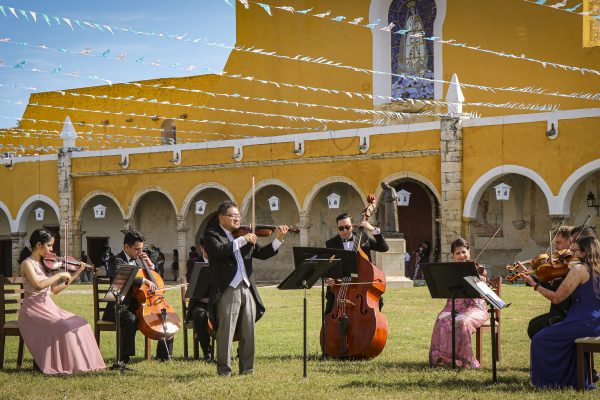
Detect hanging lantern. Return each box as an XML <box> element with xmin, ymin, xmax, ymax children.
<box><xmin>93</xmin><ymin>204</ymin><xmax>107</xmax><ymax>219</ymax></box>
<box><xmin>494</xmin><ymin>183</ymin><xmax>511</xmax><ymax>201</ymax></box>
<box><xmin>34</xmin><ymin>207</ymin><xmax>45</xmax><ymax>221</ymax></box>
<box><xmin>327</xmin><ymin>193</ymin><xmax>341</xmax><ymax>209</ymax></box>
<box><xmin>268</xmin><ymin>196</ymin><xmax>280</xmax><ymax>211</ymax></box>
<box><xmin>195</xmin><ymin>199</ymin><xmax>207</xmax><ymax>215</ymax></box>
<box><xmin>396</xmin><ymin>189</ymin><xmax>412</xmax><ymax>206</ymax></box>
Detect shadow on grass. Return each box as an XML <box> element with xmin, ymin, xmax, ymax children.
<box><xmin>340</xmin><ymin>370</ymin><xmax>530</xmax><ymax>393</ymax></box>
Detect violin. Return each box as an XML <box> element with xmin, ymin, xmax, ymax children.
<box><xmin>43</xmin><ymin>252</ymin><xmax>94</xmax><ymax>273</ymax></box>
<box><xmin>506</xmin><ymin>250</ymin><xmax>578</xmax><ymax>283</ymax></box>
<box><xmin>133</xmin><ymin>256</ymin><xmax>181</xmax><ymax>341</ymax></box>
<box><xmin>232</xmin><ymin>224</ymin><xmax>300</xmax><ymax>238</ymax></box>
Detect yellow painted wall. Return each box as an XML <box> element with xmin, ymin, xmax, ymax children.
<box><xmin>463</xmin><ymin>117</ymin><xmax>600</xmax><ymax>196</ymax></box>
<box><xmin>0</xmin><ymin>160</ymin><xmax>58</xmax><ymax>217</ymax></box>
<box><xmin>2</xmin><ymin>0</ymin><xmax>598</xmax><ymax>155</ymax></box>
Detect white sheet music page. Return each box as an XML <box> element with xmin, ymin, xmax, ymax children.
<box><xmin>463</xmin><ymin>276</ymin><xmax>507</xmax><ymax>309</ymax></box>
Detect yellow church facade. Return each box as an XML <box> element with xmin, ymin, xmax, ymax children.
<box><xmin>0</xmin><ymin>0</ymin><xmax>599</xmax><ymax>280</ymax></box>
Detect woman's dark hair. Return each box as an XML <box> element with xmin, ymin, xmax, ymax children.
<box><xmin>173</xmin><ymin>249</ymin><xmax>178</xmax><ymax>256</ymax></box>
<box><xmin>450</xmin><ymin>238</ymin><xmax>470</xmax><ymax>254</ymax></box>
<box><xmin>18</xmin><ymin>228</ymin><xmax>53</xmax><ymax>265</ymax></box>
<box><xmin>576</xmin><ymin>236</ymin><xmax>600</xmax><ymax>298</ymax></box>
<box><xmin>191</xmin><ymin>246</ymin><xmax>197</xmax><ymax>252</ymax></box>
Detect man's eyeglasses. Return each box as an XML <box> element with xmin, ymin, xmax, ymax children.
<box><xmin>337</xmin><ymin>225</ymin><xmax>353</xmax><ymax>232</ymax></box>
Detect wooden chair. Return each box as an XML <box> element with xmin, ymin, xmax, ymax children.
<box><xmin>0</xmin><ymin>276</ymin><xmax>25</xmax><ymax>369</ymax></box>
<box><xmin>576</xmin><ymin>336</ymin><xmax>600</xmax><ymax>390</ymax></box>
<box><xmin>475</xmin><ymin>276</ymin><xmax>502</xmax><ymax>364</ymax></box>
<box><xmin>92</xmin><ymin>270</ymin><xmax>152</xmax><ymax>361</ymax></box>
<box><xmin>180</xmin><ymin>286</ymin><xmax>200</xmax><ymax>359</ymax></box>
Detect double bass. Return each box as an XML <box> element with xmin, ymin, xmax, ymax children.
<box><xmin>320</xmin><ymin>194</ymin><xmax>389</xmax><ymax>359</ymax></box>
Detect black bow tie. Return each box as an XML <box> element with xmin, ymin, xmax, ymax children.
<box><xmin>342</xmin><ymin>237</ymin><xmax>354</xmax><ymax>243</ymax></box>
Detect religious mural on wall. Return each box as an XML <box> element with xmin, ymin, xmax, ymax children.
<box><xmin>389</xmin><ymin>0</ymin><xmax>436</xmax><ymax>100</ymax></box>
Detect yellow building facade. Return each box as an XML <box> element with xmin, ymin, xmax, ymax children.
<box><xmin>0</xmin><ymin>0</ymin><xmax>599</xmax><ymax>280</ymax></box>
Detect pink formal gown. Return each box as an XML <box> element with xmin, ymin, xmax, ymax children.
<box><xmin>18</xmin><ymin>257</ymin><xmax>106</xmax><ymax>374</ymax></box>
<box><xmin>429</xmin><ymin>298</ymin><xmax>488</xmax><ymax>368</ymax></box>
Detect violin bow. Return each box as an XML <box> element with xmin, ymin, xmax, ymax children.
<box><xmin>571</xmin><ymin>214</ymin><xmax>592</xmax><ymax>244</ymax></box>
<box><xmin>64</xmin><ymin>221</ymin><xmax>69</xmax><ymax>274</ymax></box>
<box><xmin>251</xmin><ymin>175</ymin><xmax>256</xmax><ymax>235</ymax></box>
<box><xmin>473</xmin><ymin>226</ymin><xmax>501</xmax><ymax>263</ymax></box>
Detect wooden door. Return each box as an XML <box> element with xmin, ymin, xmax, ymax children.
<box><xmin>395</xmin><ymin>181</ymin><xmax>433</xmax><ymax>278</ymax></box>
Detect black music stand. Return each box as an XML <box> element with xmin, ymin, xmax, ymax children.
<box><xmin>185</xmin><ymin>262</ymin><xmax>214</xmax><ymax>359</ymax></box>
<box><xmin>422</xmin><ymin>262</ymin><xmax>507</xmax><ymax>383</ymax></box>
<box><xmin>278</xmin><ymin>247</ymin><xmax>351</xmax><ymax>378</ymax></box>
<box><xmin>463</xmin><ymin>275</ymin><xmax>509</xmax><ymax>383</ymax></box>
<box><xmin>185</xmin><ymin>262</ymin><xmax>211</xmax><ymax>299</ymax></box>
<box><xmin>291</xmin><ymin>247</ymin><xmax>358</xmax><ymax>359</ymax></box>
<box><xmin>422</xmin><ymin>262</ymin><xmax>481</xmax><ymax>370</ymax></box>
<box><xmin>104</xmin><ymin>264</ymin><xmax>139</xmax><ymax>373</ymax></box>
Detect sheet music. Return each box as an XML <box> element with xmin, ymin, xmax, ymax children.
<box><xmin>463</xmin><ymin>276</ymin><xmax>507</xmax><ymax>309</ymax></box>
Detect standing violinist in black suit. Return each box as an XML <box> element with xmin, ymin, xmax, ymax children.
<box><xmin>102</xmin><ymin>230</ymin><xmax>173</xmax><ymax>363</ymax></box>
<box><xmin>324</xmin><ymin>213</ymin><xmax>389</xmax><ymax>314</ymax></box>
<box><xmin>203</xmin><ymin>201</ymin><xmax>289</xmax><ymax>376</ymax></box>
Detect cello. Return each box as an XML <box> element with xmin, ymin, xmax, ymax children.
<box><xmin>133</xmin><ymin>256</ymin><xmax>181</xmax><ymax>341</ymax></box>
<box><xmin>320</xmin><ymin>194</ymin><xmax>389</xmax><ymax>359</ymax></box>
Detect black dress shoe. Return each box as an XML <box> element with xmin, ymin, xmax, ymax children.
<box><xmin>592</xmin><ymin>369</ymin><xmax>599</xmax><ymax>383</ymax></box>
<box><xmin>203</xmin><ymin>353</ymin><xmax>213</xmax><ymax>363</ymax></box>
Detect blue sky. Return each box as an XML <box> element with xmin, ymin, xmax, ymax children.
<box><xmin>0</xmin><ymin>1</ymin><xmax>235</xmax><ymax>129</ymax></box>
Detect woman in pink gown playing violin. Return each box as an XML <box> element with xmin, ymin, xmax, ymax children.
<box><xmin>18</xmin><ymin>228</ymin><xmax>105</xmax><ymax>374</ymax></box>
<box><xmin>429</xmin><ymin>238</ymin><xmax>488</xmax><ymax>368</ymax></box>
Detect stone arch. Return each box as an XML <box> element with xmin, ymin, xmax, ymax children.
<box><xmin>15</xmin><ymin>194</ymin><xmax>60</xmax><ymax>232</ymax></box>
<box><xmin>75</xmin><ymin>190</ymin><xmax>125</xmax><ymax>221</ymax></box>
<box><xmin>463</xmin><ymin>165</ymin><xmax>557</xmax><ymax>219</ymax></box>
<box><xmin>303</xmin><ymin>176</ymin><xmax>367</xmax><ymax>213</ymax></box>
<box><xmin>240</xmin><ymin>179</ymin><xmax>301</xmax><ymax>218</ymax></box>
<box><xmin>556</xmin><ymin>159</ymin><xmax>600</xmax><ymax>216</ymax></box>
<box><xmin>370</xmin><ymin>0</ymin><xmax>447</xmax><ymax>105</ymax></box>
<box><xmin>126</xmin><ymin>186</ymin><xmax>179</xmax><ymax>220</ymax></box>
<box><xmin>181</xmin><ymin>182</ymin><xmax>236</xmax><ymax>219</ymax></box>
<box><xmin>0</xmin><ymin>201</ymin><xmax>13</xmax><ymax>231</ymax></box>
<box><xmin>374</xmin><ymin>171</ymin><xmax>441</xmax><ymax>202</ymax></box>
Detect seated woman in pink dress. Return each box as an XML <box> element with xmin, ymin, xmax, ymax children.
<box><xmin>429</xmin><ymin>238</ymin><xmax>488</xmax><ymax>368</ymax></box>
<box><xmin>18</xmin><ymin>228</ymin><xmax>106</xmax><ymax>375</ymax></box>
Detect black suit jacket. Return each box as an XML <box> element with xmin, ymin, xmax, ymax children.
<box><xmin>324</xmin><ymin>231</ymin><xmax>389</xmax><ymax>313</ymax></box>
<box><xmin>325</xmin><ymin>231</ymin><xmax>389</xmax><ymax>260</ymax></box>
<box><xmin>102</xmin><ymin>251</ymin><xmax>144</xmax><ymax>322</ymax></box>
<box><xmin>203</xmin><ymin>226</ymin><xmax>278</xmax><ymax>327</ymax></box>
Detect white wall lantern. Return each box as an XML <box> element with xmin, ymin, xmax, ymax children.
<box><xmin>494</xmin><ymin>183</ymin><xmax>511</xmax><ymax>201</ymax></box>
<box><xmin>93</xmin><ymin>204</ymin><xmax>107</xmax><ymax>219</ymax></box>
<box><xmin>268</xmin><ymin>195</ymin><xmax>280</xmax><ymax>211</ymax></box>
<box><xmin>396</xmin><ymin>189</ymin><xmax>412</xmax><ymax>206</ymax></box>
<box><xmin>195</xmin><ymin>199</ymin><xmax>207</xmax><ymax>215</ymax></box>
<box><xmin>327</xmin><ymin>193</ymin><xmax>341</xmax><ymax>209</ymax></box>
<box><xmin>34</xmin><ymin>207</ymin><xmax>45</xmax><ymax>221</ymax></box>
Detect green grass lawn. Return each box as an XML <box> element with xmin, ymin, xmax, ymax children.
<box><xmin>0</xmin><ymin>284</ymin><xmax>597</xmax><ymax>399</ymax></box>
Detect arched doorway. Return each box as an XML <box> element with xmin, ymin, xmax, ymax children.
<box><xmin>79</xmin><ymin>194</ymin><xmax>124</xmax><ymax>268</ymax></box>
<box><xmin>307</xmin><ymin>182</ymin><xmax>365</xmax><ymax>248</ymax></box>
<box><xmin>241</xmin><ymin>184</ymin><xmax>301</xmax><ymax>282</ymax></box>
<box><xmin>131</xmin><ymin>191</ymin><xmax>177</xmax><ymax>278</ymax></box>
<box><xmin>392</xmin><ymin>179</ymin><xmax>438</xmax><ymax>278</ymax></box>
<box><xmin>0</xmin><ymin>207</ymin><xmax>12</xmax><ymax>276</ymax></box>
<box><xmin>469</xmin><ymin>174</ymin><xmax>553</xmax><ymax>276</ymax></box>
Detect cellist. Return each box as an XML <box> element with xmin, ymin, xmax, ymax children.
<box><xmin>102</xmin><ymin>230</ymin><xmax>174</xmax><ymax>363</ymax></box>
<box><xmin>324</xmin><ymin>213</ymin><xmax>389</xmax><ymax>314</ymax></box>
